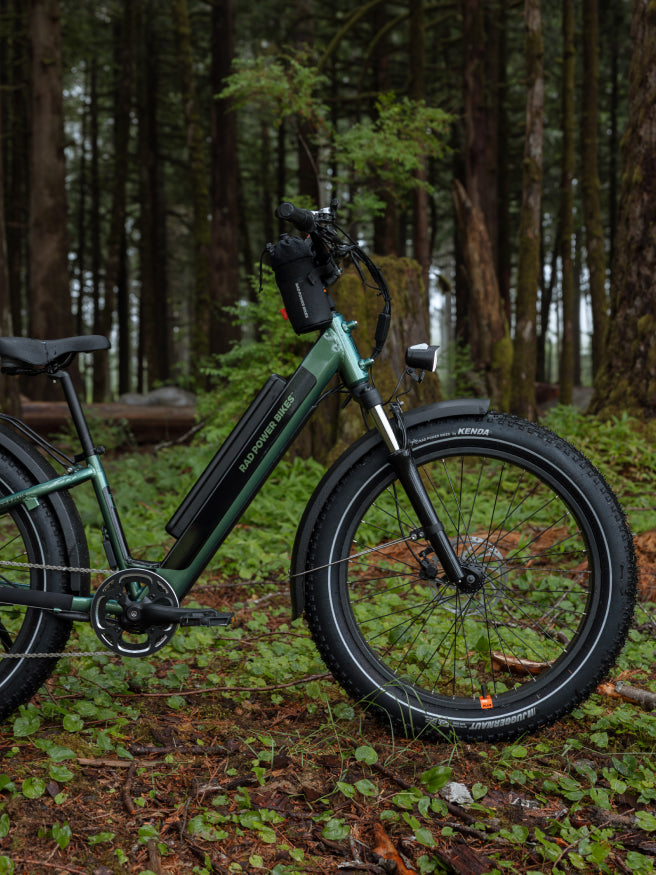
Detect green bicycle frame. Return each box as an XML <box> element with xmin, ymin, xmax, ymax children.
<box><xmin>0</xmin><ymin>313</ymin><xmax>373</xmax><ymax>614</ymax></box>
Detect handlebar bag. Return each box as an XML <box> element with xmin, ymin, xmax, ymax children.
<box><xmin>267</xmin><ymin>234</ymin><xmax>334</xmax><ymax>335</ymax></box>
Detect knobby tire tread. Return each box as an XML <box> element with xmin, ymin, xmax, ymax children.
<box><xmin>302</xmin><ymin>412</ymin><xmax>636</xmax><ymax>742</ymax></box>
<box><xmin>0</xmin><ymin>450</ymin><xmax>73</xmax><ymax>721</ymax></box>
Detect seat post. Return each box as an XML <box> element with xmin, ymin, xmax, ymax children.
<box><xmin>56</xmin><ymin>370</ymin><xmax>97</xmax><ymax>458</ymax></box>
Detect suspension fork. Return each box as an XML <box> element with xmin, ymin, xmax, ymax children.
<box><xmin>353</xmin><ymin>384</ymin><xmax>466</xmax><ymax>584</ymax></box>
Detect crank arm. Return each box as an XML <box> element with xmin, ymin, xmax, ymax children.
<box><xmin>139</xmin><ymin>602</ymin><xmax>233</xmax><ymax>627</ymax></box>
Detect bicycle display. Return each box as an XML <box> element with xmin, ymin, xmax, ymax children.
<box><xmin>0</xmin><ymin>200</ymin><xmax>637</xmax><ymax>742</ymax></box>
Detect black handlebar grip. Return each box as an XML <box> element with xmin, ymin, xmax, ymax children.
<box><xmin>275</xmin><ymin>202</ymin><xmax>316</xmax><ymax>234</ymax></box>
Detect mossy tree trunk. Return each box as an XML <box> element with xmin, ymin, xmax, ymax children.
<box><xmin>510</xmin><ymin>0</ymin><xmax>544</xmax><ymax>420</ymax></box>
<box><xmin>298</xmin><ymin>256</ymin><xmax>441</xmax><ymax>463</ymax></box>
<box><xmin>458</xmin><ymin>0</ymin><xmax>511</xmax><ymax>408</ymax></box>
<box><xmin>558</xmin><ymin>0</ymin><xmax>575</xmax><ymax>407</ymax></box>
<box><xmin>590</xmin><ymin>0</ymin><xmax>656</xmax><ymax>417</ymax></box>
<box><xmin>452</xmin><ymin>180</ymin><xmax>512</xmax><ymax>410</ymax></box>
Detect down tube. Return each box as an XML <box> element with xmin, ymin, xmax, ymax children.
<box><xmin>158</xmin><ymin>326</ymin><xmax>365</xmax><ymax>598</ymax></box>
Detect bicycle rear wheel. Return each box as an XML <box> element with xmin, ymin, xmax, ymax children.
<box><xmin>303</xmin><ymin>412</ymin><xmax>636</xmax><ymax>742</ymax></box>
<box><xmin>0</xmin><ymin>451</ymin><xmax>73</xmax><ymax>720</ymax></box>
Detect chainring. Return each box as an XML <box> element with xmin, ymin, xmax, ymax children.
<box><xmin>90</xmin><ymin>568</ymin><xmax>179</xmax><ymax>657</ymax></box>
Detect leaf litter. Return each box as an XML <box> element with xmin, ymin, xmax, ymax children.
<box><xmin>0</xmin><ymin>541</ymin><xmax>655</xmax><ymax>874</ymax></box>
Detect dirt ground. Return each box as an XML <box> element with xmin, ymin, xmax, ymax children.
<box><xmin>0</xmin><ymin>537</ymin><xmax>655</xmax><ymax>875</ymax></box>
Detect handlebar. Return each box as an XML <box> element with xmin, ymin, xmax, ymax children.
<box><xmin>275</xmin><ymin>202</ymin><xmax>316</xmax><ymax>234</ymax></box>
<box><xmin>271</xmin><ymin>198</ymin><xmax>392</xmax><ymax>360</ymax></box>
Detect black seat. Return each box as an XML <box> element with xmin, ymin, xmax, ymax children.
<box><xmin>0</xmin><ymin>335</ymin><xmax>110</xmax><ymax>374</ymax></box>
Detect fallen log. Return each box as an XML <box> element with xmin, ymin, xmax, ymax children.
<box><xmin>20</xmin><ymin>400</ymin><xmax>196</xmax><ymax>445</ymax></box>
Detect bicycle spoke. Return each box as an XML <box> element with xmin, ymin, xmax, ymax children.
<box><xmin>342</xmin><ymin>449</ymin><xmax>597</xmax><ymax>703</ymax></box>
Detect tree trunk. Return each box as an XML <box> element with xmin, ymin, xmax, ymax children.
<box><xmin>93</xmin><ymin>0</ymin><xmax>135</xmax><ymax>401</ymax></box>
<box><xmin>496</xmin><ymin>0</ymin><xmax>512</xmax><ymax>319</ymax></box>
<box><xmin>4</xmin><ymin>0</ymin><xmax>29</xmax><ymax>340</ymax></box>
<box><xmin>605</xmin><ymin>2</ymin><xmax>624</xmax><ymax>277</ymax></box>
<box><xmin>0</xmin><ymin>84</ymin><xmax>19</xmax><ymax>415</ymax></box>
<box><xmin>462</xmin><ymin>0</ymin><xmax>499</xmax><ymax>261</ymax></box>
<box><xmin>299</xmin><ymin>257</ymin><xmax>441</xmax><ymax>463</ymax></box>
<box><xmin>89</xmin><ymin>56</ymin><xmax>102</xmax><ymax>388</ymax></box>
<box><xmin>209</xmin><ymin>0</ymin><xmax>241</xmax><ymax>359</ymax></box>
<box><xmin>510</xmin><ymin>0</ymin><xmax>544</xmax><ymax>420</ymax></box>
<box><xmin>171</xmin><ymin>0</ymin><xmax>211</xmax><ymax>366</ymax></box>
<box><xmin>409</xmin><ymin>0</ymin><xmax>430</xmax><ymax>292</ymax></box>
<box><xmin>558</xmin><ymin>0</ymin><xmax>575</xmax><ymax>407</ymax></box>
<box><xmin>294</xmin><ymin>0</ymin><xmax>320</xmax><ymax>205</ymax></box>
<box><xmin>452</xmin><ymin>180</ymin><xmax>512</xmax><ymax>408</ymax></box>
<box><xmin>28</xmin><ymin>0</ymin><xmax>74</xmax><ymax>401</ymax></box>
<box><xmin>581</xmin><ymin>0</ymin><xmax>608</xmax><ymax>379</ymax></box>
<box><xmin>458</xmin><ymin>0</ymin><xmax>510</xmax><ymax>404</ymax></box>
<box><xmin>137</xmin><ymin>1</ymin><xmax>169</xmax><ymax>390</ymax></box>
<box><xmin>590</xmin><ymin>0</ymin><xmax>656</xmax><ymax>417</ymax></box>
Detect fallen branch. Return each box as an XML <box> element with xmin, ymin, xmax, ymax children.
<box><xmin>372</xmin><ymin>823</ymin><xmax>417</xmax><ymax>875</ymax></box>
<box><xmin>597</xmin><ymin>680</ymin><xmax>656</xmax><ymax>710</ymax></box>
<box><xmin>10</xmin><ymin>861</ymin><xmax>86</xmax><ymax>875</ymax></box>
<box><xmin>122</xmin><ymin>762</ymin><xmax>136</xmax><ymax>814</ymax></box>
<box><xmin>491</xmin><ymin>652</ymin><xmax>551</xmax><ymax>675</ymax></box>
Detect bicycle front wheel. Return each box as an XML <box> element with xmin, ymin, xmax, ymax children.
<box><xmin>303</xmin><ymin>412</ymin><xmax>636</xmax><ymax>742</ymax></box>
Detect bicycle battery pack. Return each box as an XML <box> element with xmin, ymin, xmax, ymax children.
<box><xmin>268</xmin><ymin>234</ymin><xmax>334</xmax><ymax>335</ymax></box>
<box><xmin>165</xmin><ymin>374</ymin><xmax>289</xmax><ymax>539</ymax></box>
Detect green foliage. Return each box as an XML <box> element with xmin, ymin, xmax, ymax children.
<box><xmin>542</xmin><ymin>406</ymin><xmax>656</xmax><ymax>531</ymax></box>
<box><xmin>220</xmin><ymin>55</ymin><xmax>451</xmax><ymax>218</ymax></box>
<box><xmin>218</xmin><ymin>52</ymin><xmax>329</xmax><ymax>130</ymax></box>
<box><xmin>198</xmin><ymin>266</ymin><xmax>303</xmax><ymax>446</ymax></box>
<box><xmin>439</xmin><ymin>342</ymin><xmax>487</xmax><ymax>399</ymax></box>
<box><xmin>334</xmin><ymin>93</ymin><xmax>451</xmax><ymax>215</ymax></box>
<box><xmin>4</xmin><ymin>408</ymin><xmax>656</xmax><ymax>872</ymax></box>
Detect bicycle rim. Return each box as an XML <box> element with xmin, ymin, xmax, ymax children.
<box><xmin>325</xmin><ymin>442</ymin><xmax>610</xmax><ymax>724</ymax></box>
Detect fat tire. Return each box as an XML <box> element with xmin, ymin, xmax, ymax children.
<box><xmin>0</xmin><ymin>449</ymin><xmax>74</xmax><ymax>720</ymax></box>
<box><xmin>302</xmin><ymin>412</ymin><xmax>636</xmax><ymax>742</ymax></box>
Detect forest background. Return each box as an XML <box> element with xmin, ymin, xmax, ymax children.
<box><xmin>0</xmin><ymin>0</ymin><xmax>654</xmax><ymax>432</ymax></box>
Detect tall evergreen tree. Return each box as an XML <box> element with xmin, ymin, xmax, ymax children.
<box><xmin>171</xmin><ymin>0</ymin><xmax>212</xmax><ymax>366</ymax></box>
<box><xmin>581</xmin><ymin>0</ymin><xmax>608</xmax><ymax>378</ymax></box>
<box><xmin>511</xmin><ymin>0</ymin><xmax>544</xmax><ymax>419</ymax></box>
<box><xmin>590</xmin><ymin>0</ymin><xmax>656</xmax><ymax>417</ymax></box>
<box><xmin>93</xmin><ymin>0</ymin><xmax>135</xmax><ymax>400</ymax></box>
<box><xmin>28</xmin><ymin>0</ymin><xmax>74</xmax><ymax>400</ymax></box>
<box><xmin>209</xmin><ymin>0</ymin><xmax>241</xmax><ymax>359</ymax></box>
<box><xmin>558</xmin><ymin>0</ymin><xmax>576</xmax><ymax>406</ymax></box>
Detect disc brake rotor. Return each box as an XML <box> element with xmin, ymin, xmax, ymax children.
<box><xmin>429</xmin><ymin>536</ymin><xmax>508</xmax><ymax>615</ymax></box>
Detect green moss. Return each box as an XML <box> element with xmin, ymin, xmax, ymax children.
<box><xmin>491</xmin><ymin>330</ymin><xmax>513</xmax><ymax>411</ymax></box>
<box><xmin>637</xmin><ymin>313</ymin><xmax>654</xmax><ymax>340</ymax></box>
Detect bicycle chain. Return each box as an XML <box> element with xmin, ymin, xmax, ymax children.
<box><xmin>0</xmin><ymin>557</ymin><xmax>111</xmax><ymax>659</ymax></box>
<box><xmin>0</xmin><ymin>534</ymin><xmax>416</xmax><ymax>660</ymax></box>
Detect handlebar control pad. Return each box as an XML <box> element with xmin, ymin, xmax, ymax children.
<box><xmin>267</xmin><ymin>234</ymin><xmax>335</xmax><ymax>335</ymax></box>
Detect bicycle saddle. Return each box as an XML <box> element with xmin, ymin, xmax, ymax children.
<box><xmin>0</xmin><ymin>335</ymin><xmax>110</xmax><ymax>374</ymax></box>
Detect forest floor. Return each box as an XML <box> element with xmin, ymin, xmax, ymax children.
<box><xmin>0</xmin><ymin>540</ymin><xmax>656</xmax><ymax>875</ymax></box>
<box><xmin>1</xmin><ymin>412</ymin><xmax>656</xmax><ymax>875</ymax></box>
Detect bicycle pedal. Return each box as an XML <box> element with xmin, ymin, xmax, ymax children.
<box><xmin>178</xmin><ymin>610</ymin><xmax>233</xmax><ymax>628</ymax></box>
